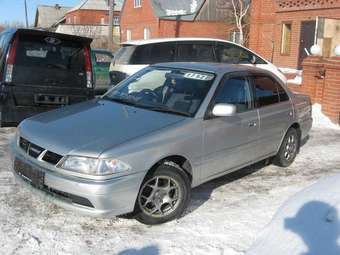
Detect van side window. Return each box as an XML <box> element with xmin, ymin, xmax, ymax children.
<box><xmin>130</xmin><ymin>43</ymin><xmax>176</xmax><ymax>64</ymax></box>
<box><xmin>176</xmin><ymin>43</ymin><xmax>215</xmax><ymax>62</ymax></box>
<box><xmin>148</xmin><ymin>43</ymin><xmax>175</xmax><ymax>64</ymax></box>
<box><xmin>215</xmin><ymin>43</ymin><xmax>266</xmax><ymax>64</ymax></box>
<box><xmin>214</xmin><ymin>76</ymin><xmax>252</xmax><ymax>113</ymax></box>
<box><xmin>130</xmin><ymin>45</ymin><xmax>151</xmax><ymax>64</ymax></box>
<box><xmin>253</xmin><ymin>76</ymin><xmax>280</xmax><ymax>107</ymax></box>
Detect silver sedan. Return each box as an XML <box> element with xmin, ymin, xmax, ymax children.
<box><xmin>11</xmin><ymin>63</ymin><xmax>312</xmax><ymax>225</ymax></box>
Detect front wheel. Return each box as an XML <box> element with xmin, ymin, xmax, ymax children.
<box><xmin>274</xmin><ymin>128</ymin><xmax>300</xmax><ymax>167</ymax></box>
<box><xmin>134</xmin><ymin>163</ymin><xmax>191</xmax><ymax>225</ymax></box>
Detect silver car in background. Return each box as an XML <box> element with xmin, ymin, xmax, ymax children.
<box><xmin>11</xmin><ymin>63</ymin><xmax>312</xmax><ymax>225</ymax></box>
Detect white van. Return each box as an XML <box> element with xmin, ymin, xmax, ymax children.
<box><xmin>109</xmin><ymin>38</ymin><xmax>286</xmax><ymax>86</ymax></box>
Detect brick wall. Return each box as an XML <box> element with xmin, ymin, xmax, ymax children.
<box><xmin>289</xmin><ymin>56</ymin><xmax>340</xmax><ymax>124</ymax></box>
<box><xmin>120</xmin><ymin>0</ymin><xmax>234</xmax><ymax>42</ymax></box>
<box><xmin>249</xmin><ymin>0</ymin><xmax>340</xmax><ymax>69</ymax></box>
<box><xmin>65</xmin><ymin>10</ymin><xmax>120</xmax><ymax>26</ymax></box>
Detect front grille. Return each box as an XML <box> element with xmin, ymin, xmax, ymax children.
<box><xmin>19</xmin><ymin>137</ymin><xmax>63</xmax><ymax>165</ymax></box>
<box><xmin>42</xmin><ymin>151</ymin><xmax>63</xmax><ymax>165</ymax></box>
<box><xmin>28</xmin><ymin>143</ymin><xmax>44</xmax><ymax>158</ymax></box>
<box><xmin>19</xmin><ymin>137</ymin><xmax>29</xmax><ymax>152</ymax></box>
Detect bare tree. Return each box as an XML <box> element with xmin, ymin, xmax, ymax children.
<box><xmin>230</xmin><ymin>0</ymin><xmax>250</xmax><ymax>45</ymax></box>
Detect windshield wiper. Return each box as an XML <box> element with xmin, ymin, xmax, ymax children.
<box><xmin>144</xmin><ymin>106</ymin><xmax>192</xmax><ymax>117</ymax></box>
<box><xmin>103</xmin><ymin>97</ymin><xmax>191</xmax><ymax>117</ymax></box>
<box><xmin>103</xmin><ymin>97</ymin><xmax>138</xmax><ymax>107</ymax></box>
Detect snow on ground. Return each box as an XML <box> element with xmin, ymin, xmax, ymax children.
<box><xmin>0</xmin><ymin>107</ymin><xmax>339</xmax><ymax>255</ymax></box>
<box><xmin>246</xmin><ymin>174</ymin><xmax>340</xmax><ymax>255</ymax></box>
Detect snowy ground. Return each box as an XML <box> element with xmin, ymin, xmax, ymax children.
<box><xmin>0</xmin><ymin>107</ymin><xmax>339</xmax><ymax>255</ymax></box>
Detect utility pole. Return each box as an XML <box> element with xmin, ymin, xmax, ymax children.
<box><xmin>24</xmin><ymin>0</ymin><xmax>29</xmax><ymax>28</ymax></box>
<box><xmin>108</xmin><ymin>0</ymin><xmax>115</xmax><ymax>50</ymax></box>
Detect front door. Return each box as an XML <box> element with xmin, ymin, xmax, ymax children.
<box><xmin>201</xmin><ymin>74</ymin><xmax>260</xmax><ymax>181</ymax></box>
<box><xmin>298</xmin><ymin>21</ymin><xmax>316</xmax><ymax>69</ymax></box>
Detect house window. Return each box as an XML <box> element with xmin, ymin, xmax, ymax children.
<box><xmin>127</xmin><ymin>29</ymin><xmax>132</xmax><ymax>41</ymax></box>
<box><xmin>281</xmin><ymin>23</ymin><xmax>292</xmax><ymax>55</ymax></box>
<box><xmin>134</xmin><ymin>0</ymin><xmax>142</xmax><ymax>8</ymax></box>
<box><xmin>144</xmin><ymin>28</ymin><xmax>150</xmax><ymax>40</ymax></box>
<box><xmin>100</xmin><ymin>17</ymin><xmax>106</xmax><ymax>25</ymax></box>
<box><xmin>114</xmin><ymin>16</ymin><xmax>120</xmax><ymax>26</ymax></box>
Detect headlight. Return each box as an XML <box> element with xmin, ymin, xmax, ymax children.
<box><xmin>59</xmin><ymin>156</ymin><xmax>131</xmax><ymax>176</ymax></box>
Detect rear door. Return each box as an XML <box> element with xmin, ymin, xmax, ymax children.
<box><xmin>10</xmin><ymin>31</ymin><xmax>93</xmax><ymax>109</ymax></box>
<box><xmin>252</xmin><ymin>75</ymin><xmax>293</xmax><ymax>157</ymax></box>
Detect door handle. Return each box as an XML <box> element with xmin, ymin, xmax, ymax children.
<box><xmin>248</xmin><ymin>122</ymin><xmax>257</xmax><ymax>127</ymax></box>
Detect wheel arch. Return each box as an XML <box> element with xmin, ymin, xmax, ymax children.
<box><xmin>146</xmin><ymin>155</ymin><xmax>193</xmax><ymax>184</ymax></box>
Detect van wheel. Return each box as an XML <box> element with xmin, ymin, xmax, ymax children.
<box><xmin>274</xmin><ymin>128</ymin><xmax>300</xmax><ymax>167</ymax></box>
<box><xmin>134</xmin><ymin>163</ymin><xmax>191</xmax><ymax>225</ymax></box>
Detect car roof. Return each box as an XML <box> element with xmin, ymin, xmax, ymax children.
<box><xmin>152</xmin><ymin>62</ymin><xmax>273</xmax><ymax>76</ymax></box>
<box><xmin>2</xmin><ymin>28</ymin><xmax>92</xmax><ymax>43</ymax></box>
<box><xmin>122</xmin><ymin>37</ymin><xmax>241</xmax><ymax>46</ymax></box>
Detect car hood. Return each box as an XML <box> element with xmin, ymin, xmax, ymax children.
<box><xmin>18</xmin><ymin>99</ymin><xmax>186</xmax><ymax>158</ymax></box>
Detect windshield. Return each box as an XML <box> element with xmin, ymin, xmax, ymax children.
<box><xmin>103</xmin><ymin>67</ymin><xmax>215</xmax><ymax>117</ymax></box>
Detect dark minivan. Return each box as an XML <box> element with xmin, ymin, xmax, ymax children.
<box><xmin>0</xmin><ymin>29</ymin><xmax>95</xmax><ymax>126</ymax></box>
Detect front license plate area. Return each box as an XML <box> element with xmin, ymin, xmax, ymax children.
<box><xmin>14</xmin><ymin>158</ymin><xmax>45</xmax><ymax>188</ymax></box>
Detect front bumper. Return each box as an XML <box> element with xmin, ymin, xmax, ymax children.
<box><xmin>11</xmin><ymin>150</ymin><xmax>146</xmax><ymax>218</ymax></box>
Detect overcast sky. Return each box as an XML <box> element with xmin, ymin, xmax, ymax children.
<box><xmin>0</xmin><ymin>0</ymin><xmax>79</xmax><ymax>25</ymax></box>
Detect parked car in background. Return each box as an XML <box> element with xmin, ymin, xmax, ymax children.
<box><xmin>0</xmin><ymin>29</ymin><xmax>95</xmax><ymax>126</ymax></box>
<box><xmin>91</xmin><ymin>49</ymin><xmax>114</xmax><ymax>95</ymax></box>
<box><xmin>11</xmin><ymin>63</ymin><xmax>312</xmax><ymax>225</ymax></box>
<box><xmin>109</xmin><ymin>38</ymin><xmax>287</xmax><ymax>86</ymax></box>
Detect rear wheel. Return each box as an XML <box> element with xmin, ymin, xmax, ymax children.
<box><xmin>274</xmin><ymin>128</ymin><xmax>300</xmax><ymax>167</ymax></box>
<box><xmin>134</xmin><ymin>163</ymin><xmax>191</xmax><ymax>225</ymax></box>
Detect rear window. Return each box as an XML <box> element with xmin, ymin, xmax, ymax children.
<box><xmin>13</xmin><ymin>33</ymin><xmax>88</xmax><ymax>87</ymax></box>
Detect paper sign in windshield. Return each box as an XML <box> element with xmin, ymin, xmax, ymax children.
<box><xmin>183</xmin><ymin>72</ymin><xmax>214</xmax><ymax>81</ymax></box>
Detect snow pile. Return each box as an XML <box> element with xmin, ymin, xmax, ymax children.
<box><xmin>279</xmin><ymin>67</ymin><xmax>301</xmax><ymax>75</ymax></box>
<box><xmin>312</xmin><ymin>104</ymin><xmax>340</xmax><ymax>130</ymax></box>
<box><xmin>287</xmin><ymin>75</ymin><xmax>302</xmax><ymax>85</ymax></box>
<box><xmin>246</xmin><ymin>174</ymin><xmax>340</xmax><ymax>255</ymax></box>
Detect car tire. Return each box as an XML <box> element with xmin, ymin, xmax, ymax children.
<box><xmin>134</xmin><ymin>162</ymin><xmax>191</xmax><ymax>225</ymax></box>
<box><xmin>274</xmin><ymin>128</ymin><xmax>300</xmax><ymax>167</ymax></box>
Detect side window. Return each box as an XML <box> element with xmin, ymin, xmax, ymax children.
<box><xmin>214</xmin><ymin>76</ymin><xmax>252</xmax><ymax>113</ymax></box>
<box><xmin>148</xmin><ymin>43</ymin><xmax>175</xmax><ymax>64</ymax></box>
<box><xmin>253</xmin><ymin>76</ymin><xmax>280</xmax><ymax>107</ymax></box>
<box><xmin>277</xmin><ymin>83</ymin><xmax>290</xmax><ymax>102</ymax></box>
<box><xmin>130</xmin><ymin>45</ymin><xmax>151</xmax><ymax>64</ymax></box>
<box><xmin>215</xmin><ymin>43</ymin><xmax>266</xmax><ymax>64</ymax></box>
<box><xmin>176</xmin><ymin>43</ymin><xmax>215</xmax><ymax>62</ymax></box>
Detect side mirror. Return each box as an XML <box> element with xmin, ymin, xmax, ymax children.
<box><xmin>250</xmin><ymin>55</ymin><xmax>257</xmax><ymax>65</ymax></box>
<box><xmin>212</xmin><ymin>104</ymin><xmax>236</xmax><ymax>117</ymax></box>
